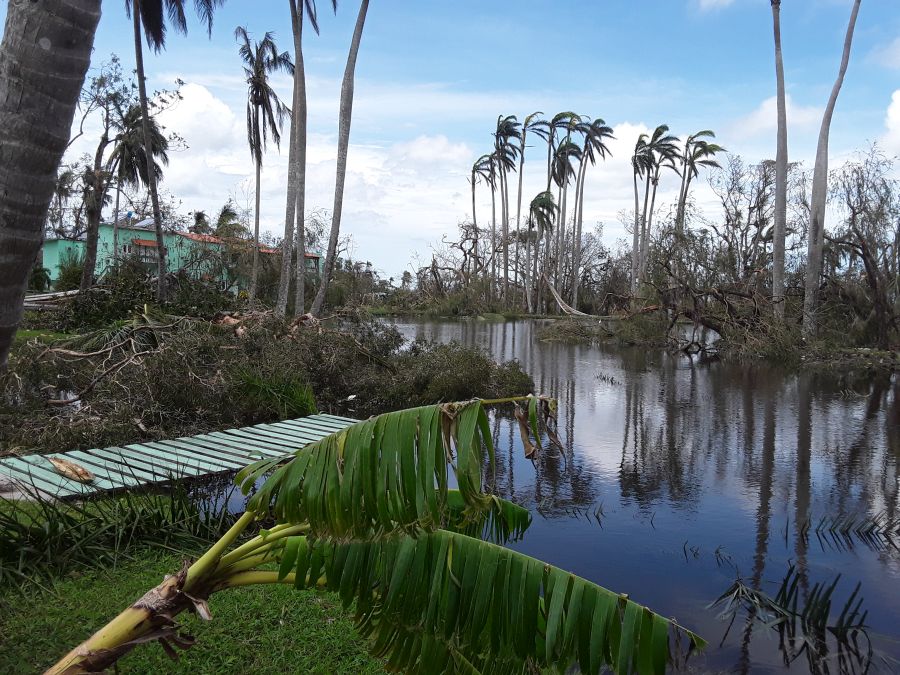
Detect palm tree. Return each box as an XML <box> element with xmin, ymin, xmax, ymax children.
<box><xmin>128</xmin><ymin>0</ymin><xmax>225</xmax><ymax>302</ymax></box>
<box><xmin>802</xmin><ymin>0</ymin><xmax>862</xmax><ymax>337</ymax></box>
<box><xmin>49</xmin><ymin>168</ymin><xmax>77</xmax><ymax>238</ymax></box>
<box><xmin>275</xmin><ymin>0</ymin><xmax>336</xmax><ymax>318</ymax></box>
<box><xmin>514</xmin><ymin>113</ymin><xmax>550</xmax><ymax>306</ymax></box>
<box><xmin>674</xmin><ymin>131</ymin><xmax>724</xmax><ymax>236</ymax></box>
<box><xmin>526</xmin><ymin>190</ymin><xmax>557</xmax><ymax>312</ymax></box>
<box><xmin>47</xmin><ymin>400</ymin><xmax>702</xmax><ymax>674</ymax></box>
<box><xmin>110</xmin><ymin>104</ymin><xmax>169</xmax><ymax>262</ymax></box>
<box><xmin>311</xmin><ymin>0</ymin><xmax>371</xmax><ymax>318</ymax></box>
<box><xmin>470</xmin><ymin>153</ymin><xmax>494</xmax><ymax>281</ymax></box>
<box><xmin>236</xmin><ymin>27</ymin><xmax>293</xmax><ymax>304</ymax></box>
<box><xmin>214</xmin><ymin>200</ymin><xmax>245</xmax><ymax>239</ymax></box>
<box><xmin>551</xmin><ymin>136</ymin><xmax>582</xmax><ymax>295</ymax></box>
<box><xmin>571</xmin><ymin>118</ymin><xmax>614</xmax><ymax>308</ymax></box>
<box><xmin>493</xmin><ymin>115</ymin><xmax>521</xmax><ymax>302</ymax></box>
<box><xmin>771</xmin><ymin>0</ymin><xmax>789</xmax><ymax>320</ymax></box>
<box><xmin>630</xmin><ymin>136</ymin><xmax>651</xmax><ymax>294</ymax></box>
<box><xmin>639</xmin><ymin>125</ymin><xmax>680</xmax><ymax>282</ymax></box>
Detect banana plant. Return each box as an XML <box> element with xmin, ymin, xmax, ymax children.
<box><xmin>47</xmin><ymin>397</ymin><xmax>704</xmax><ymax>674</ymax></box>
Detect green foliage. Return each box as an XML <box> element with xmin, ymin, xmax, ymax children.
<box><xmin>0</xmin><ymin>551</ymin><xmax>383</xmax><ymax>674</ymax></box>
<box><xmin>0</xmin><ymin>480</ymin><xmax>237</xmax><ymax>587</ymax></box>
<box><xmin>61</xmin><ymin>258</ymin><xmax>155</xmax><ymax>330</ymax></box>
<box><xmin>54</xmin><ymin>250</ymin><xmax>84</xmax><ymax>292</ymax></box>
<box><xmin>28</xmin><ymin>267</ymin><xmax>51</xmax><ymax>292</ymax></box>
<box><xmin>236</xmin><ymin>370</ymin><xmax>317</xmax><ymax>420</ymax></box>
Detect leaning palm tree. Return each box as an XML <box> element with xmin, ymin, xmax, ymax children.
<box><xmin>236</xmin><ymin>27</ymin><xmax>293</xmax><ymax>304</ymax></box>
<box><xmin>0</xmin><ymin>1</ymin><xmax>99</xmax><ymax>369</ymax></box>
<box><xmin>311</xmin><ymin>0</ymin><xmax>370</xmax><ymax>318</ymax></box>
<box><xmin>110</xmin><ymin>104</ymin><xmax>170</xmax><ymax>262</ymax></box>
<box><xmin>514</xmin><ymin>113</ymin><xmax>550</xmax><ymax>307</ymax></box>
<box><xmin>802</xmin><ymin>0</ymin><xmax>862</xmax><ymax>337</ymax></box>
<box><xmin>771</xmin><ymin>0</ymin><xmax>789</xmax><ymax>320</ymax></box>
<box><xmin>46</xmin><ymin>398</ymin><xmax>704</xmax><ymax>674</ymax></box>
<box><xmin>571</xmin><ymin>118</ymin><xmax>614</xmax><ymax>308</ymax></box>
<box><xmin>128</xmin><ymin>0</ymin><xmax>225</xmax><ymax>302</ymax></box>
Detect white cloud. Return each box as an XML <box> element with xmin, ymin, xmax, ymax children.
<box><xmin>884</xmin><ymin>90</ymin><xmax>900</xmax><ymax>154</ymax></box>
<box><xmin>871</xmin><ymin>37</ymin><xmax>900</xmax><ymax>70</ymax></box>
<box><xmin>730</xmin><ymin>95</ymin><xmax>822</xmax><ymax>140</ymax></box>
<box><xmin>697</xmin><ymin>0</ymin><xmax>736</xmax><ymax>10</ymax></box>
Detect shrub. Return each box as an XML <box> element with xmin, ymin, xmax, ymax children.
<box><xmin>54</xmin><ymin>250</ymin><xmax>84</xmax><ymax>292</ymax></box>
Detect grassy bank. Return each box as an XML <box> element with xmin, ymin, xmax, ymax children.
<box><xmin>0</xmin><ymin>549</ymin><xmax>384</xmax><ymax>674</ymax></box>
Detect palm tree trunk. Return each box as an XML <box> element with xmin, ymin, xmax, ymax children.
<box><xmin>514</xmin><ymin>132</ymin><xmax>527</xmax><ymax>307</ymax></box>
<box><xmin>638</xmin><ymin>173</ymin><xmax>652</xmax><ymax>283</ymax></box>
<box><xmin>311</xmin><ymin>0</ymin><xmax>369</xmax><ymax>318</ymax></box>
<box><xmin>524</xmin><ymin>222</ymin><xmax>534</xmax><ymax>313</ymax></box>
<box><xmin>802</xmin><ymin>0</ymin><xmax>861</xmax><ymax>338</ymax></box>
<box><xmin>490</xmin><ymin>181</ymin><xmax>497</xmax><ymax>300</ymax></box>
<box><xmin>470</xmin><ymin>173</ymin><xmax>479</xmax><ymax>279</ymax></box>
<box><xmin>133</xmin><ymin>0</ymin><xmax>168</xmax><ymax>302</ymax></box>
<box><xmin>0</xmin><ymin>0</ymin><xmax>100</xmax><ymax>369</ymax></box>
<box><xmin>643</xmin><ymin>173</ymin><xmax>661</xmax><ymax>280</ymax></box>
<box><xmin>292</xmin><ymin>0</ymin><xmax>308</xmax><ymax>317</ymax></box>
<box><xmin>112</xmin><ymin>174</ymin><xmax>122</xmax><ymax>264</ymax></box>
<box><xmin>572</xmin><ymin>159</ymin><xmax>588</xmax><ymax>309</ymax></box>
<box><xmin>80</xmin><ymin>130</ymin><xmax>110</xmax><ymax>290</ymax></box>
<box><xmin>771</xmin><ymin>0</ymin><xmax>789</xmax><ymax>320</ymax></box>
<box><xmin>275</xmin><ymin>3</ymin><xmax>300</xmax><ymax>317</ymax></box>
<box><xmin>249</xmin><ymin>159</ymin><xmax>261</xmax><ymax>302</ymax></box>
<box><xmin>501</xmin><ymin>164</ymin><xmax>509</xmax><ymax>303</ymax></box>
<box><xmin>630</xmin><ymin>171</ymin><xmax>641</xmax><ymax>294</ymax></box>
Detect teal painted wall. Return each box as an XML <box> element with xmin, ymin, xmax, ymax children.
<box><xmin>42</xmin><ymin>223</ymin><xmax>322</xmax><ymax>290</ymax></box>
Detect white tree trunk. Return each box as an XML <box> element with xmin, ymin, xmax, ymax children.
<box><xmin>249</xmin><ymin>159</ymin><xmax>261</xmax><ymax>302</ymax></box>
<box><xmin>311</xmin><ymin>0</ymin><xmax>369</xmax><ymax>317</ymax></box>
<box><xmin>802</xmin><ymin>0</ymin><xmax>861</xmax><ymax>337</ymax></box>
<box><xmin>771</xmin><ymin>0</ymin><xmax>788</xmax><ymax>320</ymax></box>
<box><xmin>292</xmin><ymin>2</ymin><xmax>308</xmax><ymax>317</ymax></box>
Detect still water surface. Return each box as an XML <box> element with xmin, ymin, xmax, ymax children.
<box><xmin>384</xmin><ymin>318</ymin><xmax>900</xmax><ymax>673</ymax></box>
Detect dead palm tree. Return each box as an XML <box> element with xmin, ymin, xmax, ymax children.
<box><xmin>571</xmin><ymin>118</ymin><xmax>614</xmax><ymax>308</ymax></box>
<box><xmin>771</xmin><ymin>0</ymin><xmax>789</xmax><ymax>320</ymax></box>
<box><xmin>128</xmin><ymin>0</ymin><xmax>225</xmax><ymax>302</ymax></box>
<box><xmin>236</xmin><ymin>27</ymin><xmax>293</xmax><ymax>303</ymax></box>
<box><xmin>311</xmin><ymin>0</ymin><xmax>370</xmax><ymax>318</ymax></box>
<box><xmin>802</xmin><ymin>0</ymin><xmax>862</xmax><ymax>337</ymax></box>
<box><xmin>526</xmin><ymin>190</ymin><xmax>557</xmax><ymax>312</ymax></box>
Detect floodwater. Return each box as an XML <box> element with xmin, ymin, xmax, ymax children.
<box><xmin>383</xmin><ymin>317</ymin><xmax>900</xmax><ymax>674</ymax></box>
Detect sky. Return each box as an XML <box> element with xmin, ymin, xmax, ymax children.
<box><xmin>4</xmin><ymin>0</ymin><xmax>899</xmax><ymax>279</ymax></box>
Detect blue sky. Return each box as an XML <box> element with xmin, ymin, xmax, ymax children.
<box><xmin>5</xmin><ymin>0</ymin><xmax>899</xmax><ymax>277</ymax></box>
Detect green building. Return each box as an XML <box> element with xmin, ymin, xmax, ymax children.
<box><xmin>42</xmin><ymin>219</ymin><xmax>322</xmax><ymax>290</ymax></box>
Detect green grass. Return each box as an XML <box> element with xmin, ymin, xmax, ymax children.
<box><xmin>0</xmin><ymin>549</ymin><xmax>385</xmax><ymax>674</ymax></box>
<box><xmin>13</xmin><ymin>328</ymin><xmax>70</xmax><ymax>343</ymax></box>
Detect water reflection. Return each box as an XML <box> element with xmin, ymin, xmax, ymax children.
<box><xmin>388</xmin><ymin>318</ymin><xmax>900</xmax><ymax>673</ymax></box>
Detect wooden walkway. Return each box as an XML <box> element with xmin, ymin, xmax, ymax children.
<box><xmin>0</xmin><ymin>414</ymin><xmax>356</xmax><ymax>499</ymax></box>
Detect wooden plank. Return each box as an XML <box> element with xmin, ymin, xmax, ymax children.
<box><xmin>220</xmin><ymin>428</ymin><xmax>304</xmax><ymax>450</ymax></box>
<box><xmin>289</xmin><ymin>418</ymin><xmax>349</xmax><ymax>435</ymax></box>
<box><xmin>301</xmin><ymin>415</ymin><xmax>352</xmax><ymax>431</ymax></box>
<box><xmin>133</xmin><ymin>443</ymin><xmax>237</xmax><ymax>473</ymax></box>
<box><xmin>268</xmin><ymin>420</ymin><xmax>334</xmax><ymax>442</ymax></box>
<box><xmin>14</xmin><ymin>455</ymin><xmax>120</xmax><ymax>493</ymax></box>
<box><xmin>0</xmin><ymin>457</ymin><xmax>87</xmax><ymax>497</ymax></box>
<box><xmin>85</xmin><ymin>447</ymin><xmax>181</xmax><ymax>481</ymax></box>
<box><xmin>254</xmin><ymin>423</ymin><xmax>329</xmax><ymax>444</ymax></box>
<box><xmin>167</xmin><ymin>435</ymin><xmax>281</xmax><ymax>463</ymax></box>
<box><xmin>196</xmin><ymin>432</ymin><xmax>291</xmax><ymax>458</ymax></box>
<box><xmin>120</xmin><ymin>444</ymin><xmax>219</xmax><ymax>476</ymax></box>
<box><xmin>64</xmin><ymin>451</ymin><xmax>149</xmax><ymax>487</ymax></box>
<box><xmin>316</xmin><ymin>413</ymin><xmax>360</xmax><ymax>424</ymax></box>
<box><xmin>150</xmin><ymin>440</ymin><xmax>250</xmax><ymax>470</ymax></box>
<box><xmin>0</xmin><ymin>461</ymin><xmax>77</xmax><ymax>497</ymax></box>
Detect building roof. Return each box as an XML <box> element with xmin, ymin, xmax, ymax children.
<box><xmin>133</xmin><ymin>238</ymin><xmax>158</xmax><ymax>247</ymax></box>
